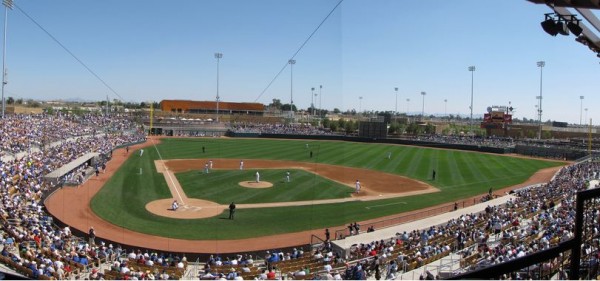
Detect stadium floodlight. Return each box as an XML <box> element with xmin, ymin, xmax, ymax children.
<box><xmin>556</xmin><ymin>20</ymin><xmax>570</xmax><ymax>36</ymax></box>
<box><xmin>567</xmin><ymin>20</ymin><xmax>583</xmax><ymax>36</ymax></box>
<box><xmin>288</xmin><ymin>59</ymin><xmax>296</xmax><ymax>108</ymax></box>
<box><xmin>580</xmin><ymin>95</ymin><xmax>584</xmax><ymax>126</ymax></box>
<box><xmin>420</xmin><ymin>92</ymin><xmax>426</xmax><ymax>121</ymax></box>
<box><xmin>444</xmin><ymin>99</ymin><xmax>448</xmax><ymax>117</ymax></box>
<box><xmin>319</xmin><ymin>85</ymin><xmax>322</xmax><ymax>118</ymax></box>
<box><xmin>311</xmin><ymin>87</ymin><xmax>315</xmax><ymax>117</ymax></box>
<box><xmin>359</xmin><ymin>96</ymin><xmax>363</xmax><ymax>115</ymax></box>
<box><xmin>1</xmin><ymin>0</ymin><xmax>13</xmax><ymax>119</ymax></box>
<box><xmin>214</xmin><ymin>52</ymin><xmax>223</xmax><ymax>122</ymax></box>
<box><xmin>541</xmin><ymin>14</ymin><xmax>559</xmax><ymax>36</ymax></box>
<box><xmin>468</xmin><ymin>66</ymin><xmax>476</xmax><ymax>136</ymax></box>
<box><xmin>394</xmin><ymin>87</ymin><xmax>398</xmax><ymax>115</ymax></box>
<box><xmin>536</xmin><ymin>61</ymin><xmax>545</xmax><ymax>139</ymax></box>
<box><xmin>540</xmin><ymin>13</ymin><xmax>583</xmax><ymax>37</ymax></box>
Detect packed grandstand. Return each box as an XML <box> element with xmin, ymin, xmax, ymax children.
<box><xmin>0</xmin><ymin>112</ymin><xmax>598</xmax><ymax>280</ymax></box>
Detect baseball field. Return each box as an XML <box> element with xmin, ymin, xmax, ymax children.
<box><xmin>85</xmin><ymin>137</ymin><xmax>565</xmax><ymax>242</ymax></box>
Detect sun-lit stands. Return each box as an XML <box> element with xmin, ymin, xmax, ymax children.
<box><xmin>0</xmin><ymin>113</ymin><xmax>147</xmax><ymax>279</ymax></box>
<box><xmin>321</xmin><ymin>158</ymin><xmax>599</xmax><ymax>280</ymax></box>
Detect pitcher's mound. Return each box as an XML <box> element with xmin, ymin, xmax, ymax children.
<box><xmin>146</xmin><ymin>198</ymin><xmax>225</xmax><ymax>219</ymax></box>
<box><xmin>239</xmin><ymin>181</ymin><xmax>273</xmax><ymax>188</ymax></box>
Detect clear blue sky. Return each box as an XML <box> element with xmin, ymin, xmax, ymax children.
<box><xmin>4</xmin><ymin>0</ymin><xmax>600</xmax><ymax>124</ymax></box>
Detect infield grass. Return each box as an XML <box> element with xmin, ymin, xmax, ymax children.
<box><xmin>177</xmin><ymin>169</ymin><xmax>354</xmax><ymax>204</ymax></box>
<box><xmin>90</xmin><ymin>138</ymin><xmax>566</xmax><ymax>240</ymax></box>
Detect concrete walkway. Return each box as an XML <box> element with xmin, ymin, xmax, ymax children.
<box><xmin>332</xmin><ymin>194</ymin><xmax>516</xmax><ymax>252</ymax></box>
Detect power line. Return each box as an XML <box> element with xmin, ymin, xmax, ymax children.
<box><xmin>254</xmin><ymin>0</ymin><xmax>343</xmax><ymax>103</ymax></box>
<box><xmin>13</xmin><ymin>3</ymin><xmax>123</xmax><ymax>101</ymax></box>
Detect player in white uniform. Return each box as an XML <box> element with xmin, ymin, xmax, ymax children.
<box><xmin>256</xmin><ymin>171</ymin><xmax>260</xmax><ymax>183</ymax></box>
<box><xmin>240</xmin><ymin>160</ymin><xmax>244</xmax><ymax>170</ymax></box>
<box><xmin>355</xmin><ymin>180</ymin><xmax>361</xmax><ymax>193</ymax></box>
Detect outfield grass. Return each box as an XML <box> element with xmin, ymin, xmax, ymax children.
<box><xmin>177</xmin><ymin>169</ymin><xmax>354</xmax><ymax>204</ymax></box>
<box><xmin>90</xmin><ymin>138</ymin><xmax>566</xmax><ymax>240</ymax></box>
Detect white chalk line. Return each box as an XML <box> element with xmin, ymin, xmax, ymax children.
<box><xmin>151</xmin><ymin>138</ymin><xmax>185</xmax><ymax>205</ymax></box>
<box><xmin>365</xmin><ymin>201</ymin><xmax>407</xmax><ymax>209</ymax></box>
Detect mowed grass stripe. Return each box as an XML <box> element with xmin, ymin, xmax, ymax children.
<box><xmin>404</xmin><ymin>148</ymin><xmax>426</xmax><ymax>179</ymax></box>
<box><xmin>89</xmin><ymin>138</ymin><xmax>566</xmax><ymax>240</ymax></box>
<box><xmin>177</xmin><ymin>169</ymin><xmax>353</xmax><ymax>204</ymax></box>
<box><xmin>460</xmin><ymin>152</ymin><xmax>488</xmax><ymax>183</ymax></box>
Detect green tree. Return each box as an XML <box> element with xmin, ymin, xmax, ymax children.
<box><xmin>6</xmin><ymin>97</ymin><xmax>14</xmax><ymax>104</ymax></box>
<box><xmin>344</xmin><ymin>120</ymin><xmax>355</xmax><ymax>134</ymax></box>
<box><xmin>329</xmin><ymin>121</ymin><xmax>338</xmax><ymax>132</ymax></box>
<box><xmin>281</xmin><ymin>104</ymin><xmax>297</xmax><ymax>111</ymax></box>
<box><xmin>269</xmin><ymin>99</ymin><xmax>283</xmax><ymax>109</ymax></box>
<box><xmin>333</xmin><ymin>108</ymin><xmax>341</xmax><ymax>114</ymax></box>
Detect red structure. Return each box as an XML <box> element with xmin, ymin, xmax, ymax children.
<box><xmin>160</xmin><ymin>100</ymin><xmax>264</xmax><ymax>115</ymax></box>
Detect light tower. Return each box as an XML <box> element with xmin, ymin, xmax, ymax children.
<box><xmin>214</xmin><ymin>52</ymin><xmax>223</xmax><ymax>122</ymax></box>
<box><xmin>288</xmin><ymin>59</ymin><xmax>296</xmax><ymax>110</ymax></box>
<box><xmin>536</xmin><ymin>61</ymin><xmax>545</xmax><ymax>139</ymax></box>
<box><xmin>444</xmin><ymin>99</ymin><xmax>448</xmax><ymax>117</ymax></box>
<box><xmin>319</xmin><ymin>85</ymin><xmax>322</xmax><ymax>118</ymax></box>
<box><xmin>394</xmin><ymin>87</ymin><xmax>398</xmax><ymax>115</ymax></box>
<box><xmin>359</xmin><ymin>96</ymin><xmax>363</xmax><ymax>115</ymax></box>
<box><xmin>420</xmin><ymin>91</ymin><xmax>426</xmax><ymax>121</ymax></box>
<box><xmin>579</xmin><ymin>95</ymin><xmax>584</xmax><ymax>126</ymax></box>
<box><xmin>311</xmin><ymin>87</ymin><xmax>315</xmax><ymax>118</ymax></box>
<box><xmin>468</xmin><ymin>66</ymin><xmax>476</xmax><ymax>136</ymax></box>
<box><xmin>1</xmin><ymin>0</ymin><xmax>13</xmax><ymax>119</ymax></box>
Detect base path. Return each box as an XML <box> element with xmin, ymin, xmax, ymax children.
<box><xmin>44</xmin><ymin>137</ymin><xmax>566</xmax><ymax>254</ymax></box>
<box><xmin>146</xmin><ymin>159</ymin><xmax>438</xmax><ymax>219</ymax></box>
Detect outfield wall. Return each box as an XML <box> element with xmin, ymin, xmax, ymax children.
<box><xmin>226</xmin><ymin>132</ymin><xmax>511</xmax><ymax>155</ymax></box>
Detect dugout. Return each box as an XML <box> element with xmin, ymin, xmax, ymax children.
<box><xmin>44</xmin><ymin>152</ymin><xmax>100</xmax><ymax>185</ymax></box>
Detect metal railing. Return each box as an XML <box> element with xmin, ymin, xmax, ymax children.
<box><xmin>334</xmin><ymin>198</ymin><xmax>477</xmax><ymax>240</ymax></box>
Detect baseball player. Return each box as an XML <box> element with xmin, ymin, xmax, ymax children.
<box><xmin>209</xmin><ymin>160</ymin><xmax>213</xmax><ymax>170</ymax></box>
<box><xmin>139</xmin><ymin>149</ymin><xmax>144</xmax><ymax>157</ymax></box>
<box><xmin>355</xmin><ymin>180</ymin><xmax>361</xmax><ymax>193</ymax></box>
<box><xmin>285</xmin><ymin>171</ymin><xmax>291</xmax><ymax>183</ymax></box>
<box><xmin>255</xmin><ymin>171</ymin><xmax>260</xmax><ymax>183</ymax></box>
<box><xmin>240</xmin><ymin>160</ymin><xmax>244</xmax><ymax>170</ymax></box>
<box><xmin>204</xmin><ymin>163</ymin><xmax>209</xmax><ymax>174</ymax></box>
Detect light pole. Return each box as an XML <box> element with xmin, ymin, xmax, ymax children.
<box><xmin>394</xmin><ymin>87</ymin><xmax>398</xmax><ymax>115</ymax></box>
<box><xmin>537</xmin><ymin>61</ymin><xmax>545</xmax><ymax>139</ymax></box>
<box><xmin>406</xmin><ymin>98</ymin><xmax>410</xmax><ymax>114</ymax></box>
<box><xmin>579</xmin><ymin>95</ymin><xmax>584</xmax><ymax>126</ymax></box>
<box><xmin>359</xmin><ymin>96</ymin><xmax>363</xmax><ymax>115</ymax></box>
<box><xmin>420</xmin><ymin>91</ymin><xmax>426</xmax><ymax>121</ymax></box>
<box><xmin>1</xmin><ymin>0</ymin><xmax>12</xmax><ymax>119</ymax></box>
<box><xmin>311</xmin><ymin>87</ymin><xmax>315</xmax><ymax>118</ymax></box>
<box><xmin>314</xmin><ymin>92</ymin><xmax>318</xmax><ymax>117</ymax></box>
<box><xmin>468</xmin><ymin>66</ymin><xmax>476</xmax><ymax>136</ymax></box>
<box><xmin>214</xmin><ymin>52</ymin><xmax>222</xmax><ymax>122</ymax></box>
<box><xmin>444</xmin><ymin>99</ymin><xmax>448</xmax><ymax>117</ymax></box>
<box><xmin>319</xmin><ymin>85</ymin><xmax>322</xmax><ymax>118</ymax></box>
<box><xmin>584</xmin><ymin>108</ymin><xmax>588</xmax><ymax>124</ymax></box>
<box><xmin>288</xmin><ymin>59</ymin><xmax>296</xmax><ymax>111</ymax></box>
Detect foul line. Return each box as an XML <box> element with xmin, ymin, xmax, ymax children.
<box><xmin>365</xmin><ymin>202</ymin><xmax>407</xmax><ymax>209</ymax></box>
<box><xmin>151</xmin><ymin>138</ymin><xmax>185</xmax><ymax>204</ymax></box>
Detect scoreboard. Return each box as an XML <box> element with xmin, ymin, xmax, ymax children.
<box><xmin>481</xmin><ymin>105</ymin><xmax>512</xmax><ymax>129</ymax></box>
